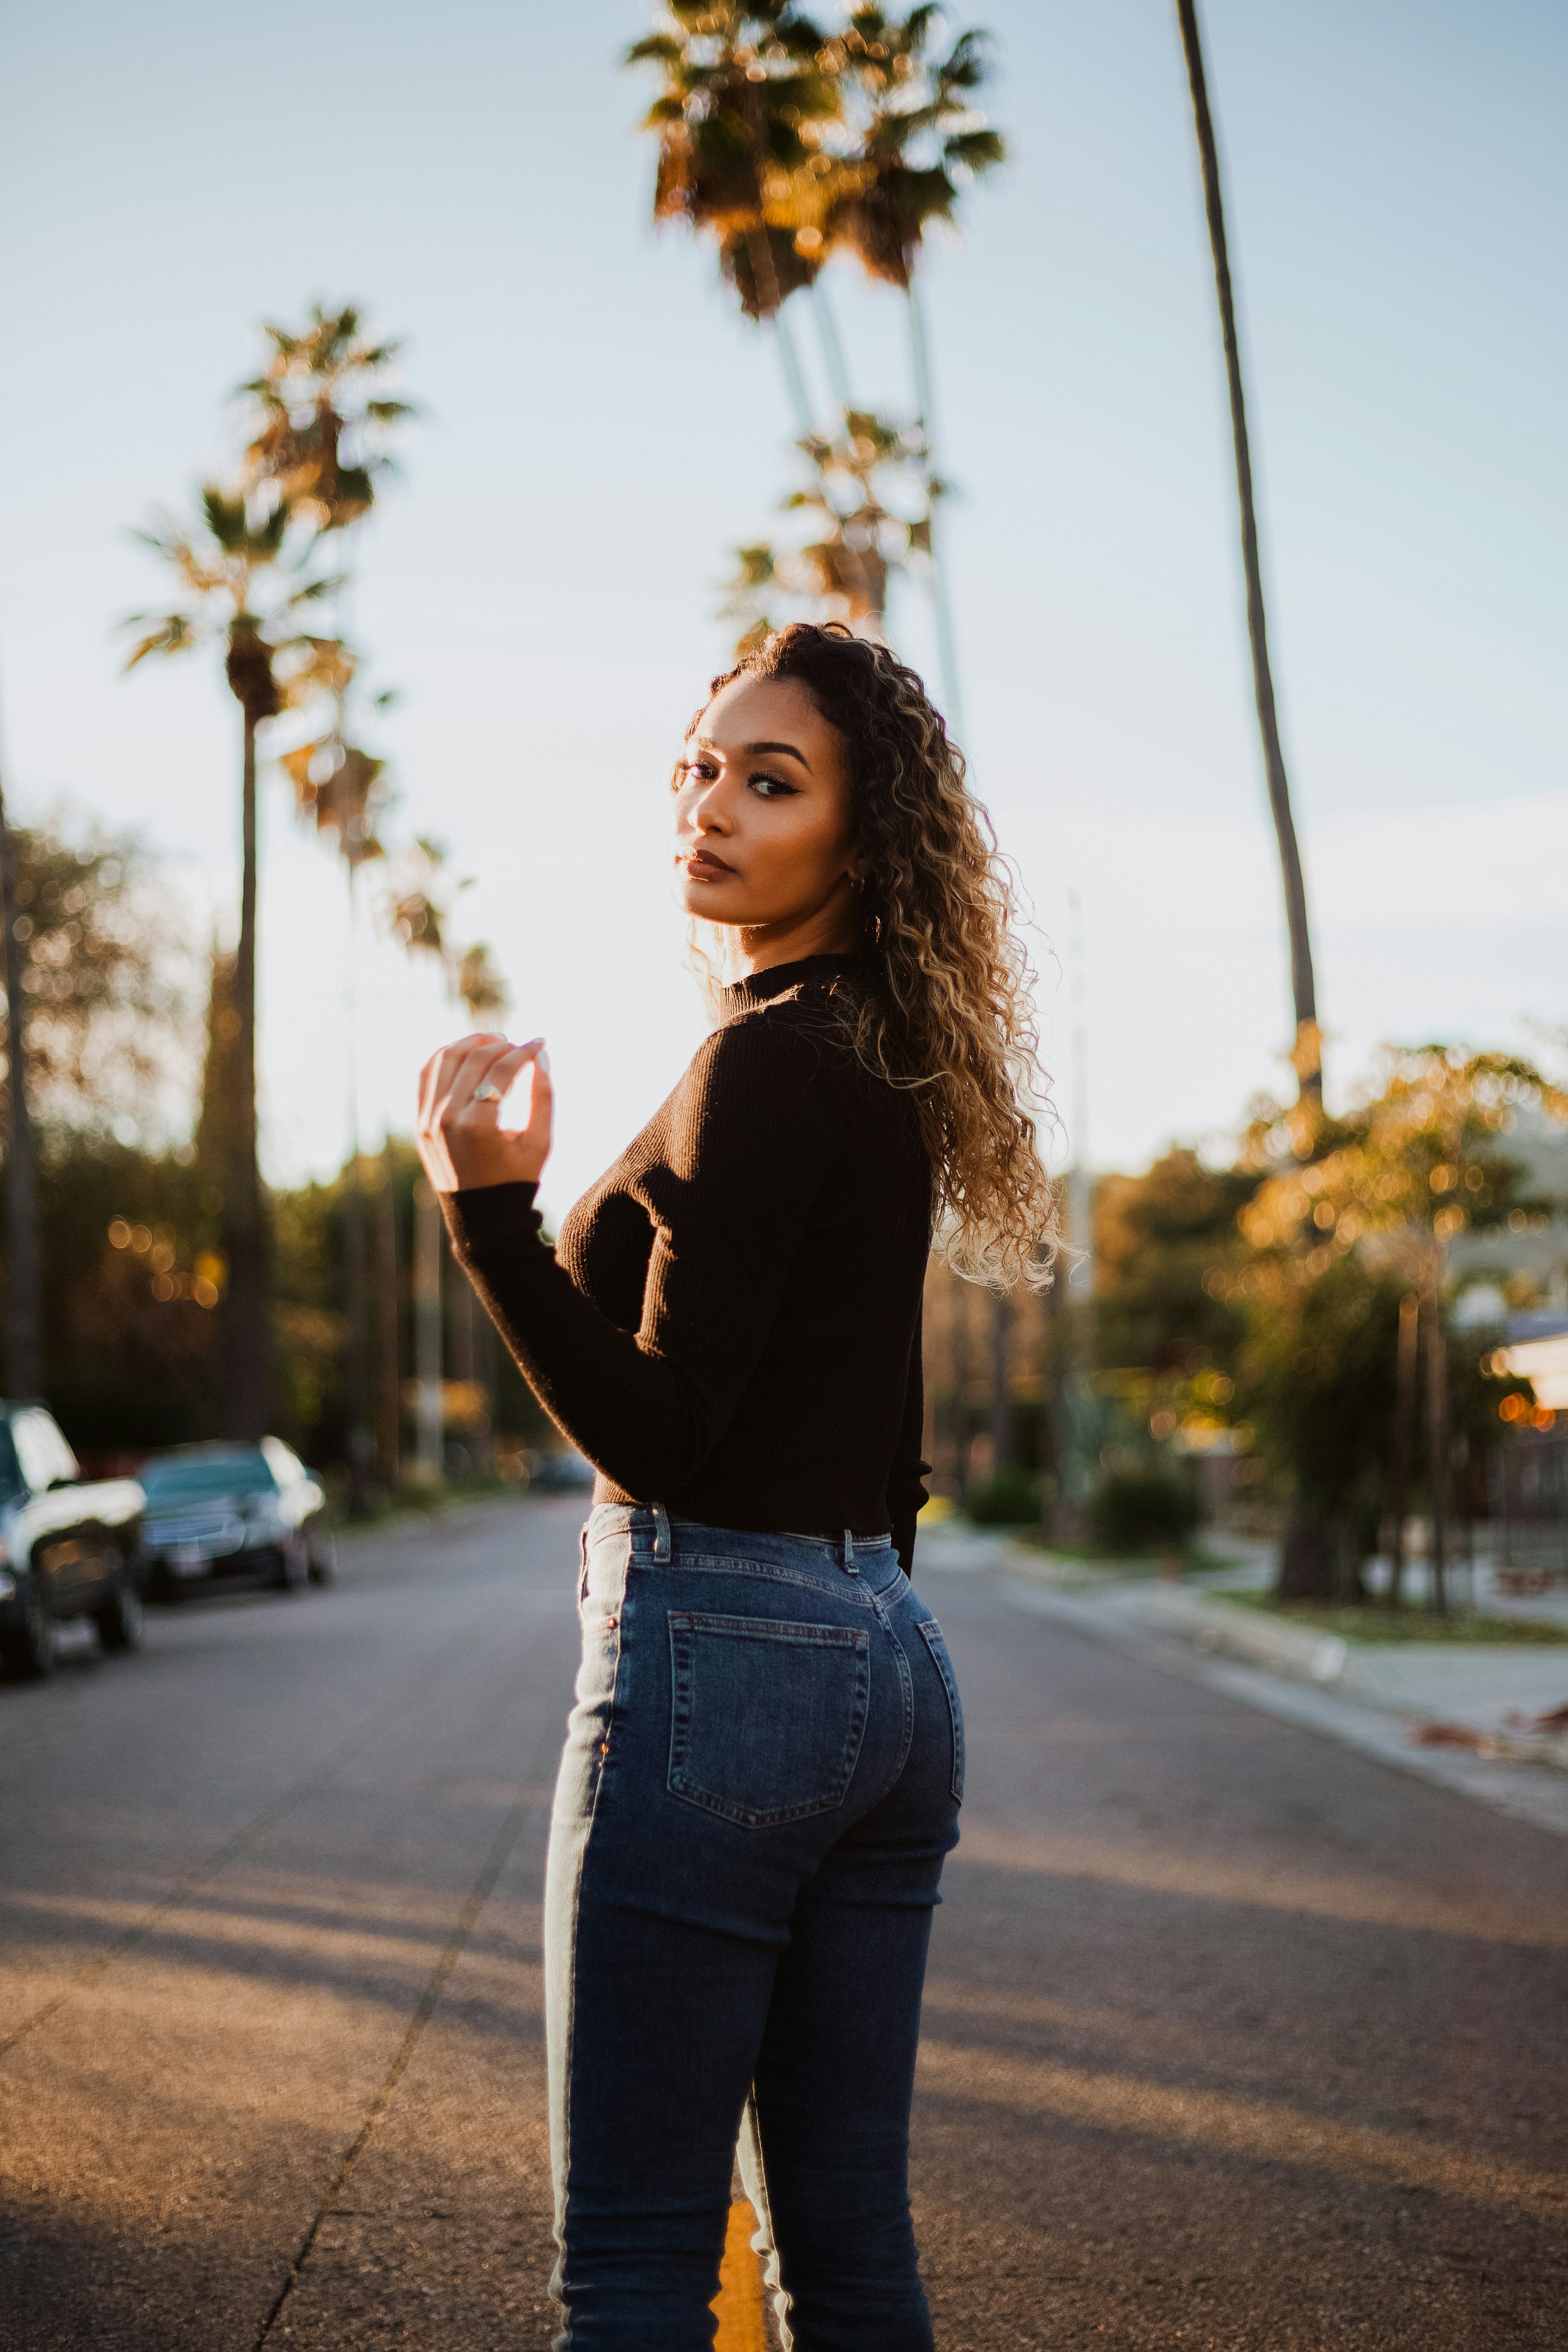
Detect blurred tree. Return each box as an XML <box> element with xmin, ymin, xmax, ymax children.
<box><xmin>1235</xmin><ymin>1046</ymin><xmax>1568</xmax><ymax>1602</ymax></box>
<box><xmin>1</xmin><ymin>816</ymin><xmax>192</xmax><ymax>1405</ymax></box>
<box><xmin>1174</xmin><ymin>0</ymin><xmax>1318</xmax><ymax>1105</ymax></box>
<box><xmin>124</xmin><ymin>485</ymin><xmax>332</xmax><ymax>1437</ymax></box>
<box><xmin>236</xmin><ymin>303</ymin><xmax>415</xmax><ymax>536</ymax></box>
<box><xmin>35</xmin><ymin>1142</ymin><xmax>221</xmax><ymax>1457</ymax></box>
<box><xmin>1236</xmin><ymin>1252</ymin><xmax>1405</xmax><ymax>1599</ymax></box>
<box><xmin>720</xmin><ymin>408</ymin><xmax>932</xmax><ymax>643</ymax></box>
<box><xmin>625</xmin><ymin>2</ymin><xmax>838</xmax><ymax>347</ymax></box>
<box><xmin>380</xmin><ymin>837</ymin><xmax>510</xmax><ymax>1022</ymax></box>
<box><xmin>628</xmin><ymin>5</ymin><xmax>1003</xmax><ymax>698</ymax></box>
<box><xmin>1094</xmin><ymin>1149</ymin><xmax>1257</xmax><ymax>1382</ymax></box>
<box><xmin>819</xmin><ymin>6</ymin><xmax>1004</xmax><ymax>704</ymax></box>
<box><xmin>2</xmin><ymin>821</ymin><xmax>189</xmax><ymax>1129</ymax></box>
<box><xmin>820</xmin><ymin>8</ymin><xmax>1004</xmax><ymax>286</ymax></box>
<box><xmin>0</xmin><ymin>830</ymin><xmax>203</xmax><ymax>1448</ymax></box>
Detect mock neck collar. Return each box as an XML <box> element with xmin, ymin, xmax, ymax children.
<box><xmin>720</xmin><ymin>952</ymin><xmax>868</xmax><ymax>1009</ymax></box>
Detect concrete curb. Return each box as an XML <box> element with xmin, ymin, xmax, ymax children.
<box><xmin>984</xmin><ymin>1545</ymin><xmax>1568</xmax><ymax>1779</ymax></box>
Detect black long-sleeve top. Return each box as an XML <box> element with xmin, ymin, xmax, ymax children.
<box><xmin>441</xmin><ymin>955</ymin><xmax>934</xmax><ymax>1569</ymax></box>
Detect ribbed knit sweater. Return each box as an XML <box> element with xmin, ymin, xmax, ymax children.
<box><xmin>441</xmin><ymin>955</ymin><xmax>933</xmax><ymax>1569</ymax></box>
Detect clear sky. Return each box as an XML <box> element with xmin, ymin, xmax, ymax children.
<box><xmin>2</xmin><ymin>0</ymin><xmax>1563</xmax><ymax>1224</ymax></box>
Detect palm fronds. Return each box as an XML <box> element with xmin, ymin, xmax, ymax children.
<box><xmin>625</xmin><ymin>4</ymin><xmax>1005</xmax><ymax>308</ymax></box>
<box><xmin>235</xmin><ymin>301</ymin><xmax>417</xmax><ymax>531</ymax></box>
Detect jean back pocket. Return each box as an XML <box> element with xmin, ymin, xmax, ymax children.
<box><xmin>667</xmin><ymin>1612</ymin><xmax>871</xmax><ymax>1830</ymax></box>
<box><xmin>919</xmin><ymin>1619</ymin><xmax>965</xmax><ymax>1803</ymax></box>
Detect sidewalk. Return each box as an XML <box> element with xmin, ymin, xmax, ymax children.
<box><xmin>915</xmin><ymin>1522</ymin><xmax>1568</xmax><ymax>1839</ymax></box>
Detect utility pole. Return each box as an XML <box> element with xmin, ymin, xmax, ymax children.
<box><xmin>375</xmin><ymin>1150</ymin><xmax>401</xmax><ymax>1490</ymax></box>
<box><xmin>1386</xmin><ymin>1291</ymin><xmax>1419</xmax><ymax>1610</ymax></box>
<box><xmin>0</xmin><ymin>750</ymin><xmax>40</xmax><ymax>1397</ymax></box>
<box><xmin>1423</xmin><ymin>1264</ymin><xmax>1449</xmax><ymax>1617</ymax></box>
<box><xmin>413</xmin><ymin>1178</ymin><xmax>443</xmax><ymax>1486</ymax></box>
<box><xmin>1068</xmin><ymin>889</ymin><xmax>1093</xmax><ymax>1297</ymax></box>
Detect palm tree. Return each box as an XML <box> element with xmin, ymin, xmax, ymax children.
<box><xmin>125</xmin><ymin>487</ymin><xmax>330</xmax><ymax>1436</ymax></box>
<box><xmin>380</xmin><ymin>837</ymin><xmax>509</xmax><ymax>1022</ymax></box>
<box><xmin>821</xmin><ymin>10</ymin><xmax>1005</xmax><ymax>285</ymax></box>
<box><xmin>720</xmin><ymin>407</ymin><xmax>934</xmax><ymax>646</ymax></box>
<box><xmin>236</xmin><ymin>303</ymin><xmax>414</xmax><ymax>536</ymax></box>
<box><xmin>239</xmin><ymin>302</ymin><xmax>414</xmax><ymax>1496</ymax></box>
<box><xmin>1174</xmin><ymin>0</ymin><xmax>1319</xmax><ymax>1105</ymax></box>
<box><xmin>819</xmin><ymin>6</ymin><xmax>1004</xmax><ymax>726</ymax></box>
<box><xmin>627</xmin><ymin>6</ymin><xmax>1003</xmax><ymax>706</ymax></box>
<box><xmin>626</xmin><ymin>3</ymin><xmax>840</xmax><ymax>425</ymax></box>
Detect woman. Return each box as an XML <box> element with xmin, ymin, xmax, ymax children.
<box><xmin>416</xmin><ymin>622</ymin><xmax>1055</xmax><ymax>2349</ymax></box>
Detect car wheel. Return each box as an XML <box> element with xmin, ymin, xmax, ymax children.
<box><xmin>273</xmin><ymin>1536</ymin><xmax>309</xmax><ymax>1593</ymax></box>
<box><xmin>0</xmin><ymin>1583</ymin><xmax>57</xmax><ymax>1681</ymax></box>
<box><xmin>306</xmin><ymin>1532</ymin><xmax>337</xmax><ymax>1587</ymax></box>
<box><xmin>94</xmin><ymin>1568</ymin><xmax>145</xmax><ymax>1653</ymax></box>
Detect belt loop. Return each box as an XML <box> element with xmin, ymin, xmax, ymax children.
<box><xmin>652</xmin><ymin>1504</ymin><xmax>671</xmax><ymax>1563</ymax></box>
<box><xmin>843</xmin><ymin>1527</ymin><xmax>858</xmax><ymax>1576</ymax></box>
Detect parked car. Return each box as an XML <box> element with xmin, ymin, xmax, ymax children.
<box><xmin>0</xmin><ymin>1402</ymin><xmax>146</xmax><ymax>1680</ymax></box>
<box><xmin>527</xmin><ymin>1448</ymin><xmax>597</xmax><ymax>1495</ymax></box>
<box><xmin>140</xmin><ymin>1439</ymin><xmax>333</xmax><ymax>1597</ymax></box>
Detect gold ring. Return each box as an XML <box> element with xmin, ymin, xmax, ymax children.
<box><xmin>473</xmin><ymin>1081</ymin><xmax>503</xmax><ymax>1104</ymax></box>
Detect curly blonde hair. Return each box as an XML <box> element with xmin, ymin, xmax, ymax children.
<box><xmin>693</xmin><ymin>623</ymin><xmax>1058</xmax><ymax>1290</ymax></box>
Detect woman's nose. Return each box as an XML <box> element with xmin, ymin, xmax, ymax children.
<box><xmin>691</xmin><ymin>784</ymin><xmax>732</xmax><ymax>833</ymax></box>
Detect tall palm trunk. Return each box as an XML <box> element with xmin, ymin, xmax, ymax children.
<box><xmin>0</xmin><ymin>764</ymin><xmax>41</xmax><ymax>1397</ymax></box>
<box><xmin>905</xmin><ymin>282</ymin><xmax>965</xmax><ymax>741</ymax></box>
<box><xmin>1175</xmin><ymin>0</ymin><xmax>1319</xmax><ymax>1100</ymax></box>
<box><xmin>1422</xmin><ymin>1267</ymin><xmax>1450</xmax><ymax>1617</ymax></box>
<box><xmin>220</xmin><ymin>702</ymin><xmax>268</xmax><ymax>1437</ymax></box>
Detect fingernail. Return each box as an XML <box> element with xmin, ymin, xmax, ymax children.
<box><xmin>536</xmin><ymin>1047</ymin><xmax>550</xmax><ymax>1076</ymax></box>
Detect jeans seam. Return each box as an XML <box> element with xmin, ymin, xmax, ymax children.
<box><xmin>555</xmin><ymin>1530</ymin><xmax>630</xmax><ymax>2341</ymax></box>
<box><xmin>863</xmin><ymin>1586</ymin><xmax>915</xmax><ymax>1807</ymax></box>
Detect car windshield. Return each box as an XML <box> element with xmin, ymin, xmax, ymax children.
<box><xmin>141</xmin><ymin>1452</ymin><xmax>276</xmax><ymax>1501</ymax></box>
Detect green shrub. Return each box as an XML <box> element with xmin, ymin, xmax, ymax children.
<box><xmin>966</xmin><ymin>1466</ymin><xmax>1041</xmax><ymax>1526</ymax></box>
<box><xmin>1090</xmin><ymin>1469</ymin><xmax>1200</xmax><ymax>1553</ymax></box>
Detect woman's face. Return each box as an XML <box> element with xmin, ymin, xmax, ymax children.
<box><xmin>672</xmin><ymin>676</ymin><xmax>862</xmax><ymax>945</ymax></box>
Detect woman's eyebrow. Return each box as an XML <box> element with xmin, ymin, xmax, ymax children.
<box><xmin>687</xmin><ymin>734</ymin><xmax>814</xmax><ymax>772</ymax></box>
<box><xmin>744</xmin><ymin>739</ymin><xmax>812</xmax><ymax>770</ymax></box>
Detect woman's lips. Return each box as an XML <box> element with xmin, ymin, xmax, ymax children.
<box><xmin>682</xmin><ymin>850</ymin><xmax>735</xmax><ymax>879</ymax></box>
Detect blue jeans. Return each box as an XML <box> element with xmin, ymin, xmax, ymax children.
<box><xmin>545</xmin><ymin>1505</ymin><xmax>964</xmax><ymax>2349</ymax></box>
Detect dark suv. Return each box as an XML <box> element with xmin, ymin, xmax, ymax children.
<box><xmin>0</xmin><ymin>1402</ymin><xmax>146</xmax><ymax>1679</ymax></box>
<box><xmin>139</xmin><ymin>1440</ymin><xmax>333</xmax><ymax>1595</ymax></box>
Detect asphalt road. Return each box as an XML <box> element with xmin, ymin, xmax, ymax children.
<box><xmin>2</xmin><ymin>1498</ymin><xmax>1566</xmax><ymax>2350</ymax></box>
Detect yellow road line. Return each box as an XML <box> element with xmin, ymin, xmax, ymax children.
<box><xmin>711</xmin><ymin>2197</ymin><xmax>767</xmax><ymax>2350</ymax></box>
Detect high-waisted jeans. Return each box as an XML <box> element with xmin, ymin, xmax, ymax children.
<box><xmin>544</xmin><ymin>1505</ymin><xmax>964</xmax><ymax>2349</ymax></box>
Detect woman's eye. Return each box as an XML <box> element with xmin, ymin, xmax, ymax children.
<box><xmin>750</xmin><ymin>773</ymin><xmax>797</xmax><ymax>799</ymax></box>
<box><xmin>678</xmin><ymin>759</ymin><xmax>716</xmax><ymax>786</ymax></box>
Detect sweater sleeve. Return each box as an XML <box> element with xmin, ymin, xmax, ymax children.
<box><xmin>441</xmin><ymin>1015</ymin><xmax>837</xmax><ymax>1500</ymax></box>
<box><xmin>888</xmin><ymin>1297</ymin><xmax>931</xmax><ymax>1575</ymax></box>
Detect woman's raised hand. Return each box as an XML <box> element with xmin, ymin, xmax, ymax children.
<box><xmin>415</xmin><ymin>1034</ymin><xmax>553</xmax><ymax>1194</ymax></box>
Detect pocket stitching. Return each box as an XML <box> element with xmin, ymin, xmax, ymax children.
<box><xmin>919</xmin><ymin>1619</ymin><xmax>965</xmax><ymax>1804</ymax></box>
<box><xmin>668</xmin><ymin>1613</ymin><xmax>871</xmax><ymax>1830</ymax></box>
